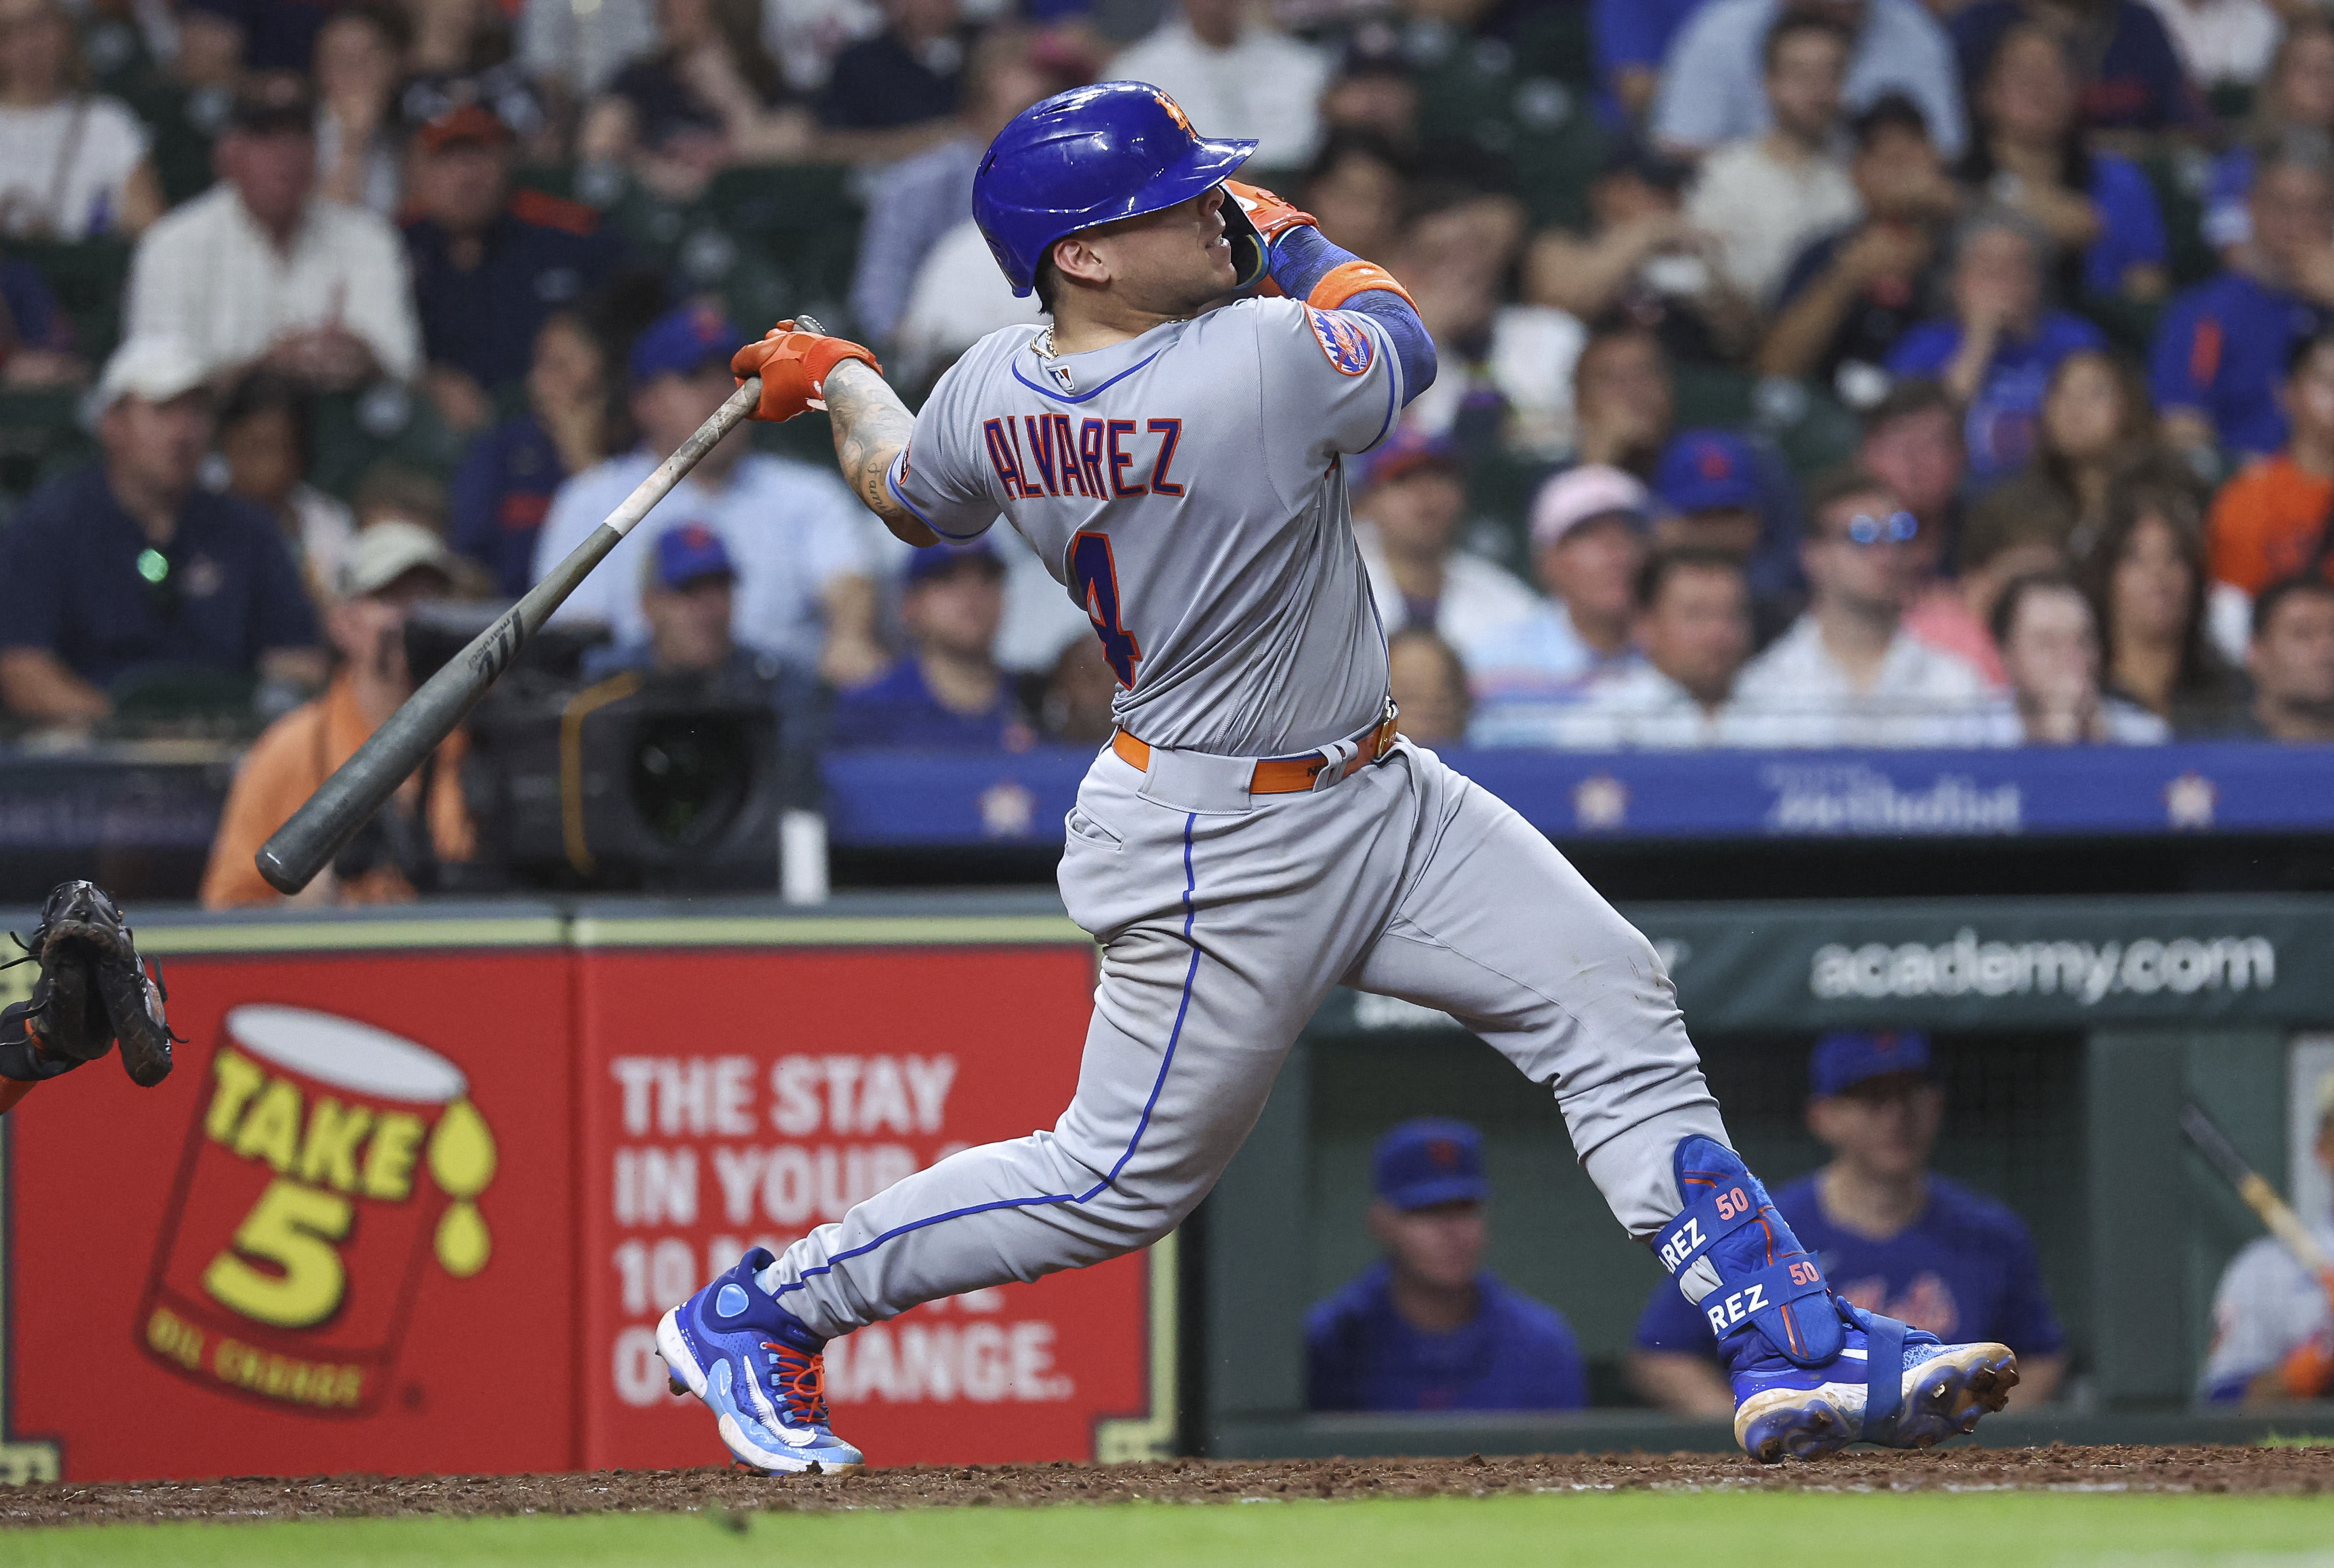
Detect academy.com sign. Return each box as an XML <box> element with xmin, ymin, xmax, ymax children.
<box><xmin>1810</xmin><ymin>927</ymin><xmax>2277</xmax><ymax>1005</ymax></box>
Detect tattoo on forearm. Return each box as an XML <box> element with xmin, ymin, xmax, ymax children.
<box><xmin>824</xmin><ymin>359</ymin><xmax>918</xmax><ymax>522</ymax></box>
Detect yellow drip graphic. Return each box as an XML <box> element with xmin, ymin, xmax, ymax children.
<box><xmin>426</xmin><ymin>1099</ymin><xmax>498</xmax><ymax>1277</ymax></box>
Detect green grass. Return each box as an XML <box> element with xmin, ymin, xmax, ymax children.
<box><xmin>9</xmin><ymin>1492</ymin><xmax>2334</xmax><ymax>1568</ymax></box>
<box><xmin>2257</xmin><ymin>1433</ymin><xmax>2334</xmax><ymax>1449</ymax></box>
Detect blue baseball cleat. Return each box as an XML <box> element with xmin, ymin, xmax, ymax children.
<box><xmin>1657</xmin><ymin>1137</ymin><xmax>2018</xmax><ymax>1463</ymax></box>
<box><xmin>657</xmin><ymin>1247</ymin><xmax>865</xmax><ymax>1475</ymax></box>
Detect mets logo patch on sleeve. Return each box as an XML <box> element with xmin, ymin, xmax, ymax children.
<box><xmin>1307</xmin><ymin>309</ymin><xmax>1374</xmax><ymax>376</ymax></box>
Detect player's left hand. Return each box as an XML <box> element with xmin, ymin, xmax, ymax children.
<box><xmin>1223</xmin><ymin>180</ymin><xmax>1317</xmax><ymax>243</ymax></box>
<box><xmin>732</xmin><ymin>321</ymin><xmax>884</xmax><ymax>423</ymax></box>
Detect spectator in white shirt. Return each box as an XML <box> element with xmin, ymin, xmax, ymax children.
<box><xmin>1469</xmin><ymin>465</ymin><xmax>1651</xmax><ymax>745</ymax></box>
<box><xmin>1110</xmin><ymin>0</ymin><xmax>1329</xmax><ymax>172</ymax></box>
<box><xmin>1532</xmin><ymin>549</ymin><xmax>1760</xmax><ymax>750</ymax></box>
<box><xmin>533</xmin><ymin>303</ymin><xmax>886</xmax><ymax>685</ymax></box>
<box><xmin>314</xmin><ymin>2</ymin><xmax>408</xmax><ymax>216</ymax></box>
<box><xmin>1355</xmin><ymin>428</ymin><xmax>1539</xmax><ymax>663</ymax></box>
<box><xmin>1687</xmin><ymin>9</ymin><xmax>1862</xmax><ymax>306</ymax></box>
<box><xmin>2143</xmin><ymin>0</ymin><xmax>2281</xmax><ymax>92</ymax></box>
<box><xmin>1976</xmin><ymin>570</ymin><xmax>2169</xmax><ymax>744</ymax></box>
<box><xmin>125</xmin><ymin>78</ymin><xmax>422</xmax><ymax>389</ymax></box>
<box><xmin>1733</xmin><ymin>463</ymin><xmax>1991</xmax><ymax>745</ymax></box>
<box><xmin>1652</xmin><ymin>0</ymin><xmax>1967</xmax><ymax>160</ymax></box>
<box><xmin>0</xmin><ymin>0</ymin><xmax>163</xmax><ymax>237</ymax></box>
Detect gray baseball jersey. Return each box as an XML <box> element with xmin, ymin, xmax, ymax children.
<box><xmin>886</xmin><ymin>297</ymin><xmax>1401</xmax><ymax>756</ymax></box>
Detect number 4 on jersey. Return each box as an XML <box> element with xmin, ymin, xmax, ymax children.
<box><xmin>1071</xmin><ymin>531</ymin><xmax>1142</xmax><ymax>689</ymax></box>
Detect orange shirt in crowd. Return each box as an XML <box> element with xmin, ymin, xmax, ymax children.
<box><xmin>2207</xmin><ymin>454</ymin><xmax>2334</xmax><ymax>595</ymax></box>
<box><xmin>200</xmin><ymin>671</ymin><xmax>474</xmax><ymax>909</ymax></box>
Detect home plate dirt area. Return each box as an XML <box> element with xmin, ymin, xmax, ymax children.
<box><xmin>3</xmin><ymin>1445</ymin><xmax>2329</xmax><ymax>1528</ymax></box>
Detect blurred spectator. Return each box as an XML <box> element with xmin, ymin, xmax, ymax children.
<box><xmin>1318</xmin><ymin>22</ymin><xmax>1418</xmax><ymax>150</ymax></box>
<box><xmin>1595</xmin><ymin>0</ymin><xmax>1711</xmax><ymax>126</ymax></box>
<box><xmin>833</xmin><ymin>541</ymin><xmax>1034</xmax><ymax>750</ymax></box>
<box><xmin>817</xmin><ymin>0</ymin><xmax>971</xmax><ymax>139</ymax></box>
<box><xmin>1938</xmin><ymin>472</ymin><xmax>2084</xmax><ymax>682</ymax></box>
<box><xmin>0</xmin><ymin>0</ymin><xmax>162</xmax><ymax>237</ymax></box>
<box><xmin>2152</xmin><ymin>137</ymin><xmax>2334</xmax><ymax>463</ymax></box>
<box><xmin>1400</xmin><ymin>189</ymin><xmax>1581</xmax><ymax>457</ymax></box>
<box><xmin>583</xmin><ymin>0</ymin><xmax>814</xmax><ymax>202</ymax></box>
<box><xmin>448</xmin><ymin>310</ymin><xmax>613</xmax><ymax>597</ymax></box>
<box><xmin>1467</xmin><ymin>465</ymin><xmax>1650</xmax><ymax>745</ymax></box>
<box><xmin>1685</xmin><ymin>11</ymin><xmax>1860</xmax><ymax>307</ymax></box>
<box><xmin>214</xmin><ymin>369</ymin><xmax>356</xmax><ymax>615</ymax></box>
<box><xmin>2202</xmin><ymin>20</ymin><xmax>2334</xmax><ymax>255</ymax></box>
<box><xmin>181</xmin><ymin>0</ymin><xmax>338</xmax><ymax>76</ymax></box>
<box><xmin>1950</xmin><ymin>0</ymin><xmax>2205</xmax><ymax>134</ymax></box>
<box><xmin>1038</xmin><ymin>636</ymin><xmax>1117</xmax><ymax>746</ymax></box>
<box><xmin>2207</xmin><ymin>330</ymin><xmax>2334</xmax><ymax>596</ymax></box>
<box><xmin>1571</xmin><ymin>320</ymin><xmax>1676</xmax><ymax>474</ymax></box>
<box><xmin>1861</xmin><ymin>376</ymin><xmax>1967</xmax><ymax>557</ymax></box>
<box><xmin>1652</xmin><ymin>0</ymin><xmax>1967</xmax><ymax>160</ymax></box>
<box><xmin>0</xmin><ymin>337</ymin><xmax>322</xmax><ymax>725</ymax></box>
<box><xmin>1977</xmin><ymin>569</ymin><xmax>2169</xmax><ymax>742</ymax></box>
<box><xmin>536</xmin><ymin>303</ymin><xmax>884</xmax><ymax>685</ymax></box>
<box><xmin>2240</xmin><ymin>573</ymin><xmax>2334</xmax><ymax>740</ymax></box>
<box><xmin>1956</xmin><ymin>23</ymin><xmax>2168</xmax><ymax>306</ymax></box>
<box><xmin>1306</xmin><ymin>1119</ymin><xmax>1586</xmax><ymax>1414</ymax></box>
<box><xmin>200</xmin><ymin>523</ymin><xmax>473</xmax><ymax>909</ymax></box>
<box><xmin>2085</xmin><ymin>482</ymin><xmax>2253</xmax><ymax>732</ymax></box>
<box><xmin>1355</xmin><ymin>429</ymin><xmax>1537</xmax><ymax>660</ymax></box>
<box><xmin>1761</xmin><ymin>93</ymin><xmax>1961</xmax><ymax>403</ymax></box>
<box><xmin>892</xmin><ymin>213</ymin><xmax>1045</xmax><ymax>391</ymax></box>
<box><xmin>1886</xmin><ymin>207</ymin><xmax>2106</xmax><ymax>485</ymax></box>
<box><xmin>0</xmin><ymin>246</ymin><xmax>79</xmax><ymax>384</ymax></box>
<box><xmin>1630</xmin><ymin>1031</ymin><xmax>2064</xmax><ymax>1414</ymax></box>
<box><xmin>1651</xmin><ymin>427</ymin><xmax>1804</xmax><ymax>635</ymax></box>
<box><xmin>1985</xmin><ymin>348</ymin><xmax>2187</xmax><ymax>558</ymax></box>
<box><xmin>125</xmin><ymin>77</ymin><xmax>421</xmax><ymax>390</ymax></box>
<box><xmin>1300</xmin><ymin>129</ymin><xmax>1412</xmax><ymax>263</ymax></box>
<box><xmin>1111</xmin><ymin>0</ymin><xmax>1328</xmax><ymax>172</ymax></box>
<box><xmin>1527</xmin><ymin>548</ymin><xmax>1756</xmax><ymax>749</ymax></box>
<box><xmin>1526</xmin><ymin>140</ymin><xmax>1757</xmax><ymax>367</ymax></box>
<box><xmin>521</xmin><ymin>0</ymin><xmax>657</xmax><ymax>105</ymax></box>
<box><xmin>2199</xmin><ymin>1077</ymin><xmax>2334</xmax><ymax>1405</ymax></box>
<box><xmin>314</xmin><ymin>1</ymin><xmax>408</xmax><ymax>216</ymax></box>
<box><xmin>1387</xmin><ymin>626</ymin><xmax>1471</xmax><ymax>746</ymax></box>
<box><xmin>581</xmin><ymin>523</ymin><xmax>813</xmax><ymax>699</ymax></box>
<box><xmin>2143</xmin><ymin>0</ymin><xmax>2280</xmax><ymax>96</ymax></box>
<box><xmin>404</xmin><ymin>100</ymin><xmax>625</xmax><ymax>428</ymax></box>
<box><xmin>1731</xmin><ymin>464</ymin><xmax>1990</xmax><ymax>744</ymax></box>
<box><xmin>407</xmin><ymin>0</ymin><xmax>513</xmax><ymax>79</ymax></box>
<box><xmin>850</xmin><ymin>26</ymin><xmax>1077</xmax><ymax>350</ymax></box>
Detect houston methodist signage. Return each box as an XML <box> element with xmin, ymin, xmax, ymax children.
<box><xmin>0</xmin><ymin>906</ymin><xmax>1173</xmax><ymax>1483</ymax></box>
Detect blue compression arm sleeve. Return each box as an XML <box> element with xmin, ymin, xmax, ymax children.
<box><xmin>1265</xmin><ymin>227</ymin><xmax>1438</xmax><ymax>406</ymax></box>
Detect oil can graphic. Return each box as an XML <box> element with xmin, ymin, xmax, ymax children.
<box><xmin>140</xmin><ymin>1006</ymin><xmax>498</xmax><ymax>1414</ymax></box>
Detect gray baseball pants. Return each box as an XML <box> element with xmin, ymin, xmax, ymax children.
<box><xmin>757</xmin><ymin>737</ymin><xmax>1729</xmax><ymax>1337</ymax></box>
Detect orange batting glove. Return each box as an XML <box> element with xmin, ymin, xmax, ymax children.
<box><xmin>1223</xmin><ymin>180</ymin><xmax>1317</xmax><ymax>244</ymax></box>
<box><xmin>2278</xmin><ymin>1323</ymin><xmax>2334</xmax><ymax>1399</ymax></box>
<box><xmin>731</xmin><ymin>320</ymin><xmax>883</xmax><ymax>423</ymax></box>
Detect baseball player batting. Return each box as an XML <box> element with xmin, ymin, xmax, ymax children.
<box><xmin>657</xmin><ymin>81</ymin><xmax>2018</xmax><ymax>1468</ymax></box>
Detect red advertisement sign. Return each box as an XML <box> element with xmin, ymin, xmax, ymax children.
<box><xmin>575</xmin><ymin>944</ymin><xmax>1159</xmax><ymax>1470</ymax></box>
<box><xmin>7</xmin><ymin>943</ymin><xmax>579</xmax><ymax>1482</ymax></box>
<box><xmin>0</xmin><ymin>917</ymin><xmax>1168</xmax><ymax>1482</ymax></box>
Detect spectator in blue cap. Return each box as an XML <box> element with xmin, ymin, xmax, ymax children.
<box><xmin>531</xmin><ymin>301</ymin><xmax>886</xmax><ymax>687</ymax></box>
<box><xmin>1305</xmin><ymin>1118</ymin><xmax>1587</xmax><ymax>1413</ymax></box>
<box><xmin>831</xmin><ymin>541</ymin><xmax>1036</xmax><ymax>751</ymax></box>
<box><xmin>1654</xmin><ymin>427</ymin><xmax>1806</xmax><ymax>644</ymax></box>
<box><xmin>1628</xmin><ymin>1031</ymin><xmax>2065</xmax><ymax>1414</ymax></box>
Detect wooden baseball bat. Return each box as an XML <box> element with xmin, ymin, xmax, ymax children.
<box><xmin>254</xmin><ymin>322</ymin><xmax>815</xmax><ymax>895</ymax></box>
<box><xmin>2181</xmin><ymin>1100</ymin><xmax>2334</xmax><ymax>1288</ymax></box>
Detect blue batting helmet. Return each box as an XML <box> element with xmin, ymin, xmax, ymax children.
<box><xmin>971</xmin><ymin>81</ymin><xmax>1260</xmax><ymax>298</ymax></box>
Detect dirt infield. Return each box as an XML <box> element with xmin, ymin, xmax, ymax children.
<box><xmin>4</xmin><ymin>1445</ymin><xmax>2329</xmax><ymax>1530</ymax></box>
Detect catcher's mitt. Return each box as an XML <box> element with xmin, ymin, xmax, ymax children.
<box><xmin>2</xmin><ymin>881</ymin><xmax>178</xmax><ymax>1090</ymax></box>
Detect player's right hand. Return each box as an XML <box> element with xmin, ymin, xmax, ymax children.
<box><xmin>732</xmin><ymin>321</ymin><xmax>884</xmax><ymax>423</ymax></box>
<box><xmin>1223</xmin><ymin>180</ymin><xmax>1318</xmax><ymax>243</ymax></box>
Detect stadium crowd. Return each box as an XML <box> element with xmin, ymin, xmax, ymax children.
<box><xmin>4</xmin><ymin>0</ymin><xmax>2334</xmax><ymax>866</ymax></box>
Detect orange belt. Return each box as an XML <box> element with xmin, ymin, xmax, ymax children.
<box><xmin>1111</xmin><ymin>709</ymin><xmax>1401</xmax><ymax>797</ymax></box>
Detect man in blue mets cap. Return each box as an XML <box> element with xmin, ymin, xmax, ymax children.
<box><xmin>1628</xmin><ymin>1032</ymin><xmax>2065</xmax><ymax>1414</ymax></box>
<box><xmin>1305</xmin><ymin>1117</ymin><xmax>1587</xmax><ymax>1412</ymax></box>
